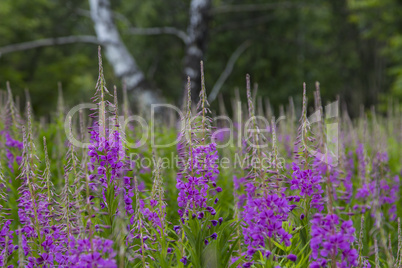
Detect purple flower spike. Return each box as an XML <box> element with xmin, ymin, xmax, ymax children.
<box><xmin>198</xmin><ymin>212</ymin><xmax>204</xmax><ymax>219</ymax></box>
<box><xmin>243</xmin><ymin>262</ymin><xmax>253</xmax><ymax>268</ymax></box>
<box><xmin>287</xmin><ymin>254</ymin><xmax>297</xmax><ymax>262</ymax></box>
<box><xmin>310</xmin><ymin>213</ymin><xmax>358</xmax><ymax>267</ymax></box>
<box><xmin>247</xmin><ymin>247</ymin><xmax>256</xmax><ymax>256</ymax></box>
<box><xmin>290</xmin><ymin>164</ymin><xmax>324</xmax><ymax>211</ymax></box>
<box><xmin>176</xmin><ymin>140</ymin><xmax>221</xmax><ymax>223</ymax></box>
<box><xmin>211</xmin><ymin>220</ymin><xmax>218</xmax><ymax>226</ymax></box>
<box><xmin>218</xmin><ymin>217</ymin><xmax>223</xmax><ymax>225</ymax></box>
<box><xmin>210</xmin><ymin>233</ymin><xmax>217</xmax><ymax>240</ymax></box>
<box><xmin>180</xmin><ymin>256</ymin><xmax>188</xmax><ymax>265</ymax></box>
<box><xmin>178</xmin><ymin>209</ymin><xmax>183</xmax><ymax>217</ymax></box>
<box><xmin>242</xmin><ymin>192</ymin><xmax>292</xmax><ymax>257</ymax></box>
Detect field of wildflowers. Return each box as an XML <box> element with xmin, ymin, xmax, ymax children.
<box><xmin>0</xmin><ymin>50</ymin><xmax>401</xmax><ymax>267</ymax></box>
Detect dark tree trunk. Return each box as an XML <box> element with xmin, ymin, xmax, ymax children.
<box><xmin>329</xmin><ymin>0</ymin><xmax>386</xmax><ymax>116</ymax></box>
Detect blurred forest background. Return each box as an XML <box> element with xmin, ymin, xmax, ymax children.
<box><xmin>1</xmin><ymin>0</ymin><xmax>402</xmax><ymax>116</ymax></box>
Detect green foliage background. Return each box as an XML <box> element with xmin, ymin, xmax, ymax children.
<box><xmin>1</xmin><ymin>0</ymin><xmax>402</xmax><ymax>116</ymax></box>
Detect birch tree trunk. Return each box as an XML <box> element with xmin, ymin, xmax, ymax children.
<box><xmin>89</xmin><ymin>0</ymin><xmax>162</xmax><ymax>111</ymax></box>
<box><xmin>183</xmin><ymin>0</ymin><xmax>212</xmax><ymax>104</ymax></box>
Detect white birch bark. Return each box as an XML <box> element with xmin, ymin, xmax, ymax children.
<box><xmin>183</xmin><ymin>0</ymin><xmax>212</xmax><ymax>103</ymax></box>
<box><xmin>89</xmin><ymin>0</ymin><xmax>162</xmax><ymax>109</ymax></box>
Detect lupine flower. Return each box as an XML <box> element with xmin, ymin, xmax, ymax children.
<box><xmin>354</xmin><ymin>149</ymin><xmax>400</xmax><ymax>221</ymax></box>
<box><xmin>87</xmin><ymin>77</ymin><xmax>134</xmax><ymax>226</ymax></box>
<box><xmin>355</xmin><ymin>182</ymin><xmax>375</xmax><ymax>200</ymax></box>
<box><xmin>0</xmin><ymin>166</ymin><xmax>17</xmax><ymax>267</ymax></box>
<box><xmin>356</xmin><ymin>143</ymin><xmax>368</xmax><ymax>182</ymax></box>
<box><xmin>138</xmin><ymin>198</ymin><xmax>165</xmax><ymax>229</ymax></box>
<box><xmin>177</xmin><ymin>143</ymin><xmax>220</xmax><ymax>216</ymax></box>
<box><xmin>176</xmin><ymin>77</ymin><xmax>221</xmax><ymax>222</ymax></box>
<box><xmin>290</xmin><ymin>164</ymin><xmax>324</xmax><ymax>212</ymax></box>
<box><xmin>243</xmin><ymin>262</ymin><xmax>253</xmax><ymax>267</ymax></box>
<box><xmin>313</xmin><ymin>155</ymin><xmax>342</xmax><ymax>202</ymax></box>
<box><xmin>239</xmin><ymin>76</ymin><xmax>294</xmax><ymax>261</ymax></box>
<box><xmin>242</xmin><ymin>192</ymin><xmax>293</xmax><ymax>257</ymax></box>
<box><xmin>210</xmin><ymin>233</ymin><xmax>217</xmax><ymax>240</ymax></box>
<box><xmin>3</xmin><ymin>132</ymin><xmax>23</xmax><ymax>173</ymax></box>
<box><xmin>377</xmin><ymin>176</ymin><xmax>400</xmax><ymax>221</ymax></box>
<box><xmin>67</xmin><ymin>236</ymin><xmax>117</xmax><ymax>267</ymax></box>
<box><xmin>287</xmin><ymin>254</ymin><xmax>297</xmax><ymax>262</ymax></box>
<box><xmin>174</xmin><ymin>65</ymin><xmax>224</xmax><ymax>267</ymax></box>
<box><xmin>140</xmin><ymin>158</ymin><xmax>166</xmax><ymax>231</ymax></box>
<box><xmin>17</xmin><ymin>191</ymin><xmax>50</xmax><ymax>239</ymax></box>
<box><xmin>16</xmin><ymin>115</ymin><xmax>51</xmax><ymax>260</ymax></box>
<box><xmin>0</xmin><ymin>220</ymin><xmax>16</xmax><ymax>264</ymax></box>
<box><xmin>310</xmin><ymin>213</ymin><xmax>358</xmax><ymax>267</ymax></box>
<box><xmin>1</xmin><ymin>55</ymin><xmax>401</xmax><ymax>268</ymax></box>
<box><xmin>339</xmin><ymin>152</ymin><xmax>354</xmax><ymax>203</ymax></box>
<box><xmin>180</xmin><ymin>256</ymin><xmax>188</xmax><ymax>265</ymax></box>
<box><xmin>1</xmin><ymin>85</ymin><xmax>23</xmax><ymax>174</ymax></box>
